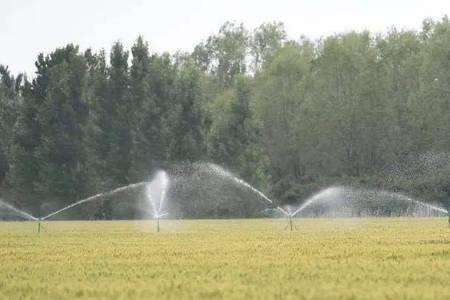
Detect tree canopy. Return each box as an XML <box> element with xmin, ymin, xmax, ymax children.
<box><xmin>1</xmin><ymin>18</ymin><xmax>450</xmax><ymax>218</ymax></box>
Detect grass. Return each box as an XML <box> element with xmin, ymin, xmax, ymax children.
<box><xmin>1</xmin><ymin>218</ymin><xmax>450</xmax><ymax>299</ymax></box>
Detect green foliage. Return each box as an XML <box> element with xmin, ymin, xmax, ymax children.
<box><xmin>105</xmin><ymin>42</ymin><xmax>132</xmax><ymax>185</ymax></box>
<box><xmin>255</xmin><ymin>42</ymin><xmax>316</xmax><ymax>197</ymax></box>
<box><xmin>250</xmin><ymin>21</ymin><xmax>287</xmax><ymax>72</ymax></box>
<box><xmin>192</xmin><ymin>22</ymin><xmax>248</xmax><ymax>88</ymax></box>
<box><xmin>0</xmin><ymin>65</ymin><xmax>19</xmax><ymax>182</ymax></box>
<box><xmin>34</xmin><ymin>45</ymin><xmax>89</xmax><ymax>203</ymax></box>
<box><xmin>208</xmin><ymin>75</ymin><xmax>267</xmax><ymax>186</ymax></box>
<box><xmin>166</xmin><ymin>61</ymin><xmax>206</xmax><ymax>162</ymax></box>
<box><xmin>2</xmin><ymin>19</ymin><xmax>450</xmax><ymax>216</ymax></box>
<box><xmin>131</xmin><ymin>49</ymin><xmax>175</xmax><ymax>177</ymax></box>
<box><xmin>7</xmin><ymin>79</ymin><xmax>40</xmax><ymax>199</ymax></box>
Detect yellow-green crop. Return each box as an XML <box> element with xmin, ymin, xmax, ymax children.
<box><xmin>1</xmin><ymin>218</ymin><xmax>450</xmax><ymax>299</ymax></box>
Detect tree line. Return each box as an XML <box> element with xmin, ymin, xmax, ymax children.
<box><xmin>1</xmin><ymin>18</ymin><xmax>450</xmax><ymax>218</ymax></box>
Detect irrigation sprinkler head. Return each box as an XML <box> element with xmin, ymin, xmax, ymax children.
<box><xmin>153</xmin><ymin>212</ymin><xmax>168</xmax><ymax>233</ymax></box>
<box><xmin>285</xmin><ymin>214</ymin><xmax>296</xmax><ymax>232</ymax></box>
<box><xmin>277</xmin><ymin>206</ymin><xmax>296</xmax><ymax>231</ymax></box>
<box><xmin>37</xmin><ymin>218</ymin><xmax>42</xmax><ymax>234</ymax></box>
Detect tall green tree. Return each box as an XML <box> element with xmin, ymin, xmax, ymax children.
<box><xmin>192</xmin><ymin>22</ymin><xmax>248</xmax><ymax>88</ymax></box>
<box><xmin>104</xmin><ymin>42</ymin><xmax>132</xmax><ymax>185</ymax></box>
<box><xmin>254</xmin><ymin>42</ymin><xmax>316</xmax><ymax>200</ymax></box>
<box><xmin>84</xmin><ymin>48</ymin><xmax>109</xmax><ymax>192</ymax></box>
<box><xmin>33</xmin><ymin>45</ymin><xmax>89</xmax><ymax>203</ymax></box>
<box><xmin>0</xmin><ymin>66</ymin><xmax>21</xmax><ymax>183</ymax></box>
<box><xmin>250</xmin><ymin>22</ymin><xmax>287</xmax><ymax>73</ymax></box>
<box><xmin>167</xmin><ymin>61</ymin><xmax>206</xmax><ymax>162</ymax></box>
<box><xmin>131</xmin><ymin>48</ymin><xmax>175</xmax><ymax>178</ymax></box>
<box><xmin>376</xmin><ymin>29</ymin><xmax>423</xmax><ymax>163</ymax></box>
<box><xmin>208</xmin><ymin>75</ymin><xmax>265</xmax><ymax>185</ymax></box>
<box><xmin>129</xmin><ymin>36</ymin><xmax>155</xmax><ymax>179</ymax></box>
<box><xmin>416</xmin><ymin>17</ymin><xmax>450</xmax><ymax>152</ymax></box>
<box><xmin>8</xmin><ymin>77</ymin><xmax>40</xmax><ymax>206</ymax></box>
<box><xmin>316</xmin><ymin>32</ymin><xmax>387</xmax><ymax>177</ymax></box>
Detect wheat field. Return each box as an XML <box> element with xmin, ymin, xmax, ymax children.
<box><xmin>1</xmin><ymin>218</ymin><xmax>450</xmax><ymax>299</ymax></box>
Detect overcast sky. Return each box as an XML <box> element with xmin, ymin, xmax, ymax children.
<box><xmin>1</xmin><ymin>0</ymin><xmax>450</xmax><ymax>75</ymax></box>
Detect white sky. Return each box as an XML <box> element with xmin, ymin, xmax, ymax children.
<box><xmin>1</xmin><ymin>0</ymin><xmax>450</xmax><ymax>75</ymax></box>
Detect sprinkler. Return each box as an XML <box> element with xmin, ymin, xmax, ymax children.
<box><xmin>37</xmin><ymin>218</ymin><xmax>42</xmax><ymax>233</ymax></box>
<box><xmin>288</xmin><ymin>214</ymin><xmax>293</xmax><ymax>231</ymax></box>
<box><xmin>284</xmin><ymin>213</ymin><xmax>297</xmax><ymax>231</ymax></box>
<box><xmin>277</xmin><ymin>206</ymin><xmax>296</xmax><ymax>231</ymax></box>
<box><xmin>155</xmin><ymin>213</ymin><xmax>167</xmax><ymax>232</ymax></box>
<box><xmin>37</xmin><ymin>208</ymin><xmax>41</xmax><ymax>233</ymax></box>
<box><xmin>156</xmin><ymin>216</ymin><xmax>160</xmax><ymax>233</ymax></box>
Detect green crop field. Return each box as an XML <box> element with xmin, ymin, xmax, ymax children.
<box><xmin>1</xmin><ymin>218</ymin><xmax>450</xmax><ymax>300</ymax></box>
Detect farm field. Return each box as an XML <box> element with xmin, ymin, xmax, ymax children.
<box><xmin>1</xmin><ymin>218</ymin><xmax>450</xmax><ymax>300</ymax></box>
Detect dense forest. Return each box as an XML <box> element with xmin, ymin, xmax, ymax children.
<box><xmin>1</xmin><ymin>18</ymin><xmax>450</xmax><ymax>218</ymax></box>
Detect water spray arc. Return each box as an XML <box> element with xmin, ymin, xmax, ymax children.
<box><xmin>207</xmin><ymin>163</ymin><xmax>274</xmax><ymax>204</ymax></box>
<box><xmin>0</xmin><ymin>199</ymin><xmax>42</xmax><ymax>232</ymax></box>
<box><xmin>287</xmin><ymin>186</ymin><xmax>449</xmax><ymax>218</ymax></box>
<box><xmin>0</xmin><ymin>199</ymin><xmax>38</xmax><ymax>221</ymax></box>
<box><xmin>38</xmin><ymin>182</ymin><xmax>149</xmax><ymax>233</ymax></box>
<box><xmin>206</xmin><ymin>163</ymin><xmax>293</xmax><ymax>229</ymax></box>
<box><xmin>41</xmin><ymin>182</ymin><xmax>148</xmax><ymax>221</ymax></box>
<box><xmin>1</xmin><ymin>181</ymin><xmax>156</xmax><ymax>232</ymax></box>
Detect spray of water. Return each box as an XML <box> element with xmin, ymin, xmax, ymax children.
<box><xmin>146</xmin><ymin>170</ymin><xmax>170</xmax><ymax>218</ymax></box>
<box><xmin>290</xmin><ymin>187</ymin><xmax>344</xmax><ymax>217</ymax></box>
<box><xmin>0</xmin><ymin>199</ymin><xmax>38</xmax><ymax>221</ymax></box>
<box><xmin>277</xmin><ymin>206</ymin><xmax>290</xmax><ymax>216</ymax></box>
<box><xmin>289</xmin><ymin>186</ymin><xmax>448</xmax><ymax>217</ymax></box>
<box><xmin>205</xmin><ymin>163</ymin><xmax>290</xmax><ymax>215</ymax></box>
<box><xmin>376</xmin><ymin>190</ymin><xmax>448</xmax><ymax>215</ymax></box>
<box><xmin>41</xmin><ymin>182</ymin><xmax>148</xmax><ymax>220</ymax></box>
<box><xmin>207</xmin><ymin>163</ymin><xmax>272</xmax><ymax>204</ymax></box>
